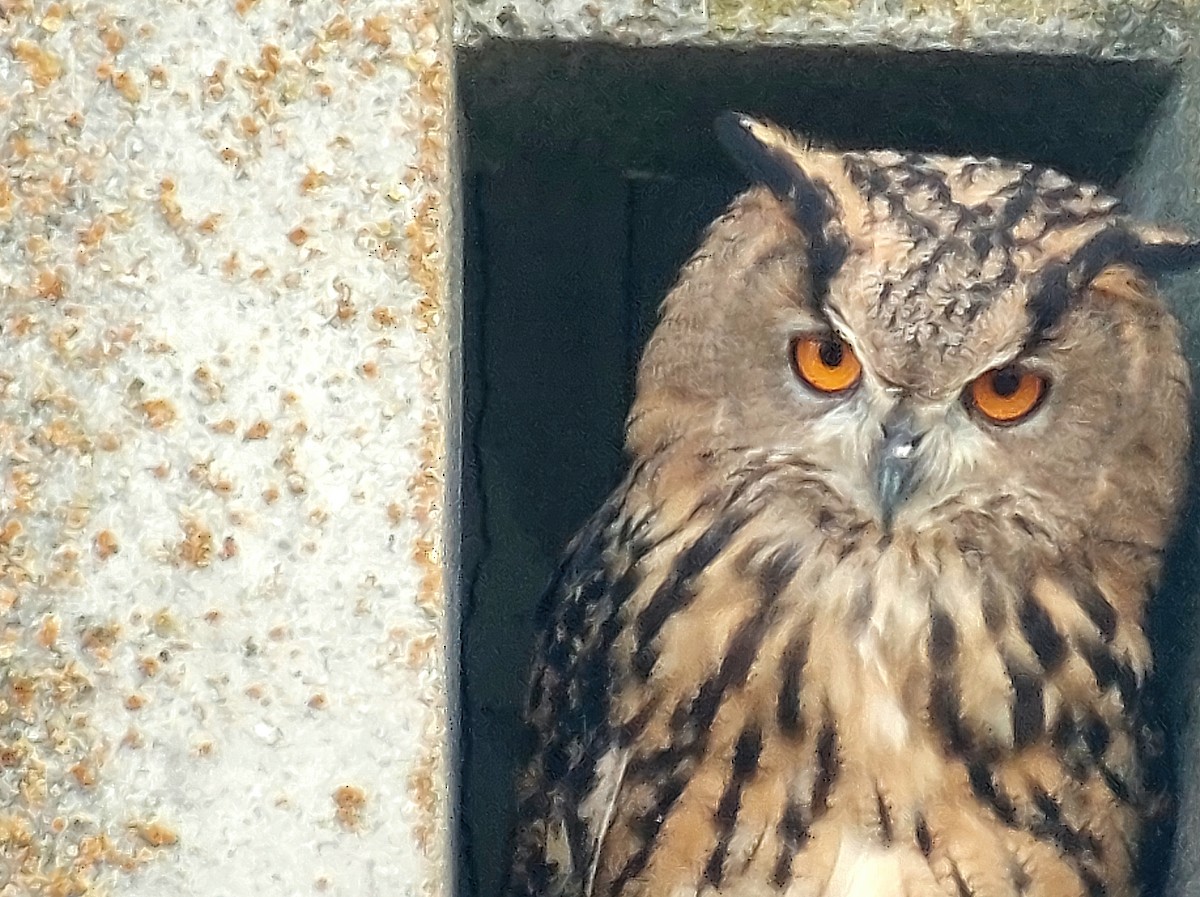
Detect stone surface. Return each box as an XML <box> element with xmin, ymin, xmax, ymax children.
<box><xmin>456</xmin><ymin>0</ymin><xmax>1195</xmax><ymax>60</ymax></box>
<box><xmin>0</xmin><ymin>1</ymin><xmax>455</xmax><ymax>894</ymax></box>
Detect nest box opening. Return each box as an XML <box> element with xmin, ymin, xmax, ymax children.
<box><xmin>455</xmin><ymin>39</ymin><xmax>1176</xmax><ymax>897</ymax></box>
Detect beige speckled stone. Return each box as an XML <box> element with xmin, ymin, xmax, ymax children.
<box><xmin>0</xmin><ymin>1</ymin><xmax>455</xmax><ymax>894</ymax></box>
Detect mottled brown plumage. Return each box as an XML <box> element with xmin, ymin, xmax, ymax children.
<box><xmin>506</xmin><ymin>115</ymin><xmax>1200</xmax><ymax>897</ymax></box>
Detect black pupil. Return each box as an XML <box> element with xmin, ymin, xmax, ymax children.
<box><xmin>818</xmin><ymin>340</ymin><xmax>844</xmax><ymax>367</ymax></box>
<box><xmin>992</xmin><ymin>368</ymin><xmax>1021</xmax><ymax>397</ymax></box>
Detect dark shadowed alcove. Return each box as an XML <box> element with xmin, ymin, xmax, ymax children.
<box><xmin>456</xmin><ymin>40</ymin><xmax>1178</xmax><ymax>897</ymax></box>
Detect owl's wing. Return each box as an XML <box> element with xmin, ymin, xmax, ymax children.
<box><xmin>505</xmin><ymin>488</ymin><xmax>643</xmax><ymax>897</ymax></box>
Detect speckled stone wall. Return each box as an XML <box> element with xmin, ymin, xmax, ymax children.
<box><xmin>0</xmin><ymin>1</ymin><xmax>456</xmax><ymax>895</ymax></box>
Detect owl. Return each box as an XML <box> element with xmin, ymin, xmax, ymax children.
<box><xmin>504</xmin><ymin>113</ymin><xmax>1200</xmax><ymax>897</ymax></box>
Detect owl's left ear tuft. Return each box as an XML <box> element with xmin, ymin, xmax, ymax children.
<box><xmin>1129</xmin><ymin>223</ymin><xmax>1200</xmax><ymax>276</ymax></box>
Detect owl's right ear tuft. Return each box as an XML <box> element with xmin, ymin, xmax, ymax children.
<box><xmin>1128</xmin><ymin>224</ymin><xmax>1200</xmax><ymax>276</ymax></box>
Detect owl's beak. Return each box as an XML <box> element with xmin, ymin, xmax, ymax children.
<box><xmin>874</xmin><ymin>416</ymin><xmax>924</xmax><ymax>530</ymax></box>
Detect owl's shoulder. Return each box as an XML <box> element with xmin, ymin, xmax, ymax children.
<box><xmin>507</xmin><ymin>476</ymin><xmax>650</xmax><ymax>897</ymax></box>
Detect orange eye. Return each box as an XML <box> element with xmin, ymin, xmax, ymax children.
<box><xmin>793</xmin><ymin>335</ymin><xmax>862</xmax><ymax>394</ymax></box>
<box><xmin>967</xmin><ymin>366</ymin><xmax>1048</xmax><ymax>424</ymax></box>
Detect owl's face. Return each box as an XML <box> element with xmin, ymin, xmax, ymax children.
<box><xmin>630</xmin><ymin>116</ymin><xmax>1198</xmax><ymax>552</ymax></box>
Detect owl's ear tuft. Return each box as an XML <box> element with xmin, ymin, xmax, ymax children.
<box><xmin>1128</xmin><ymin>224</ymin><xmax>1200</xmax><ymax>276</ymax></box>
<box><xmin>1030</xmin><ymin>223</ymin><xmax>1200</xmax><ymax>341</ymax></box>
<box><xmin>713</xmin><ymin>112</ymin><xmax>812</xmax><ymax>204</ymax></box>
<box><xmin>714</xmin><ymin>112</ymin><xmax>852</xmax><ymax>297</ymax></box>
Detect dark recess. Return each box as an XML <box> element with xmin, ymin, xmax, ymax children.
<box><xmin>457</xmin><ymin>38</ymin><xmax>1177</xmax><ymax>897</ymax></box>
<box><xmin>459</xmin><ymin>40</ymin><xmax>1175</xmax><ymax>185</ymax></box>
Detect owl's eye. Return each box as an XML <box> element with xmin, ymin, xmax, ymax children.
<box><xmin>967</xmin><ymin>365</ymin><xmax>1048</xmax><ymax>424</ymax></box>
<box><xmin>793</xmin><ymin>335</ymin><xmax>862</xmax><ymax>394</ymax></box>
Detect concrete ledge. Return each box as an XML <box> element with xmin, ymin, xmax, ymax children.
<box><xmin>455</xmin><ymin>0</ymin><xmax>1195</xmax><ymax>60</ymax></box>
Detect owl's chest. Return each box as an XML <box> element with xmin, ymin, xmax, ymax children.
<box><xmin>618</xmin><ymin>529</ymin><xmax>978</xmax><ymax>743</ymax></box>
<box><xmin>595</xmin><ymin>524</ymin><xmax>1141</xmax><ymax>897</ymax></box>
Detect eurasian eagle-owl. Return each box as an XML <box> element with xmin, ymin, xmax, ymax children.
<box><xmin>505</xmin><ymin>114</ymin><xmax>1200</xmax><ymax>897</ymax></box>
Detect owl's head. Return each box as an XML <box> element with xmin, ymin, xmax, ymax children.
<box><xmin>629</xmin><ymin>114</ymin><xmax>1200</xmax><ymax>552</ymax></box>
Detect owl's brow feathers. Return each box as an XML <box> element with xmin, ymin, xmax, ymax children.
<box><xmin>1028</xmin><ymin>225</ymin><xmax>1200</xmax><ymax>345</ymax></box>
<box><xmin>716</xmin><ymin>111</ymin><xmax>1200</xmax><ymax>350</ymax></box>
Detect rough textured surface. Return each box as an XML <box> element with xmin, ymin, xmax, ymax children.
<box><xmin>455</xmin><ymin>0</ymin><xmax>1194</xmax><ymax>59</ymax></box>
<box><xmin>0</xmin><ymin>1</ymin><xmax>454</xmax><ymax>894</ymax></box>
